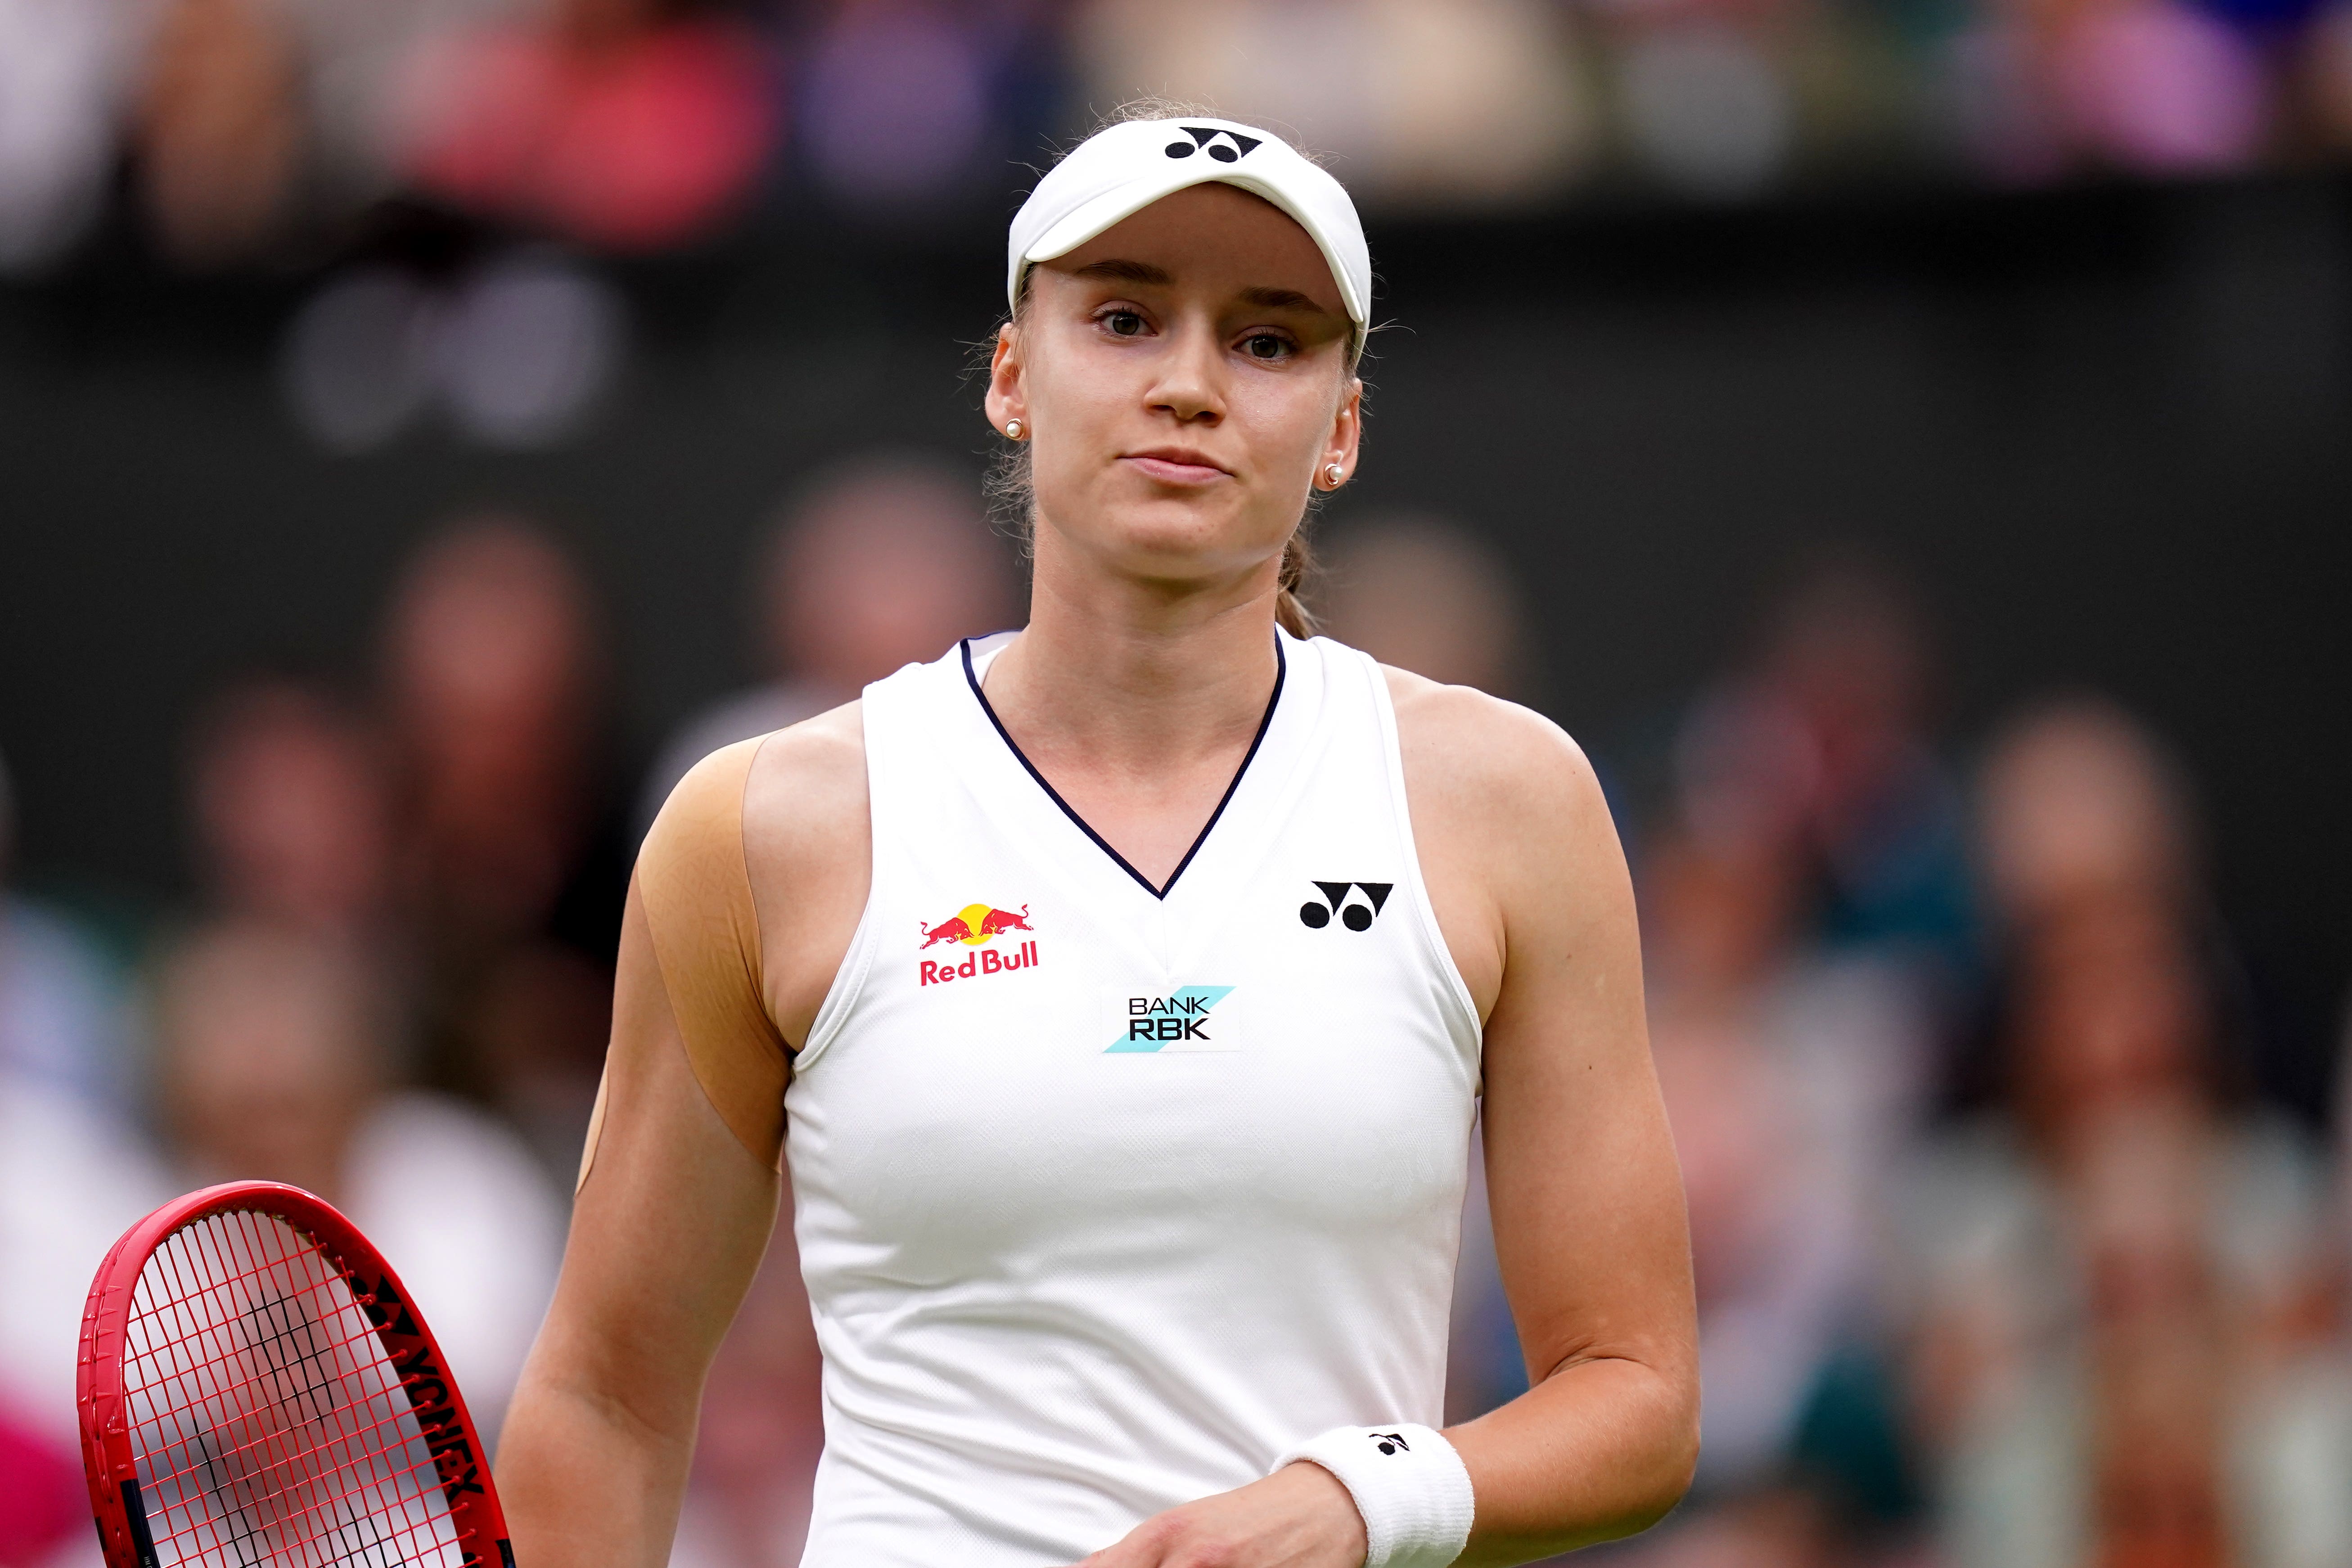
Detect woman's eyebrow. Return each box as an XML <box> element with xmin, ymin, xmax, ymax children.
<box><xmin>1072</xmin><ymin>258</ymin><xmax>1172</xmax><ymax>285</ymax></box>
<box><xmin>1238</xmin><ymin>286</ymin><xmax>1330</xmax><ymax>313</ymax></box>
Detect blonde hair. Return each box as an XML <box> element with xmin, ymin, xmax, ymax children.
<box><xmin>988</xmin><ymin>100</ymin><xmax>1361</xmax><ymax>639</ymax></box>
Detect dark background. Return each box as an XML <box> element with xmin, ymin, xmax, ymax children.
<box><xmin>5</xmin><ymin>171</ymin><xmax>2349</xmax><ymax>1107</ymax></box>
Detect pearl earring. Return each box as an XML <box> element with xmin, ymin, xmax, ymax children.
<box><xmin>1005</xmin><ymin>418</ymin><xmax>1025</xmax><ymax>440</ymax></box>
<box><xmin>1324</xmin><ymin>462</ymin><xmax>1343</xmax><ymax>487</ymax></box>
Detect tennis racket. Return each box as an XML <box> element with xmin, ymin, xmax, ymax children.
<box><xmin>77</xmin><ymin>1181</ymin><xmax>514</xmax><ymax>1568</ymax></box>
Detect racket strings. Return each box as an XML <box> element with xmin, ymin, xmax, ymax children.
<box><xmin>134</xmin><ymin>1213</ymin><xmax>445</xmax><ymax>1568</ymax></box>
<box><xmin>119</xmin><ymin>1209</ymin><xmax>468</xmax><ymax>1568</ymax></box>
<box><xmin>130</xmin><ymin>1210</ymin><xmax>453</xmax><ymax>1568</ymax></box>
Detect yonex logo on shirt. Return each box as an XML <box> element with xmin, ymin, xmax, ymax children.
<box><xmin>1299</xmin><ymin>881</ymin><xmax>1392</xmax><ymax>931</ymax></box>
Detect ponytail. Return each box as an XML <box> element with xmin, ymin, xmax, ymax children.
<box><xmin>1276</xmin><ymin>527</ymin><xmax>1317</xmax><ymax>638</ymax></box>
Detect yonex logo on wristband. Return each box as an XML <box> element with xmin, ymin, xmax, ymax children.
<box><xmin>1273</xmin><ymin>1423</ymin><xmax>1475</xmax><ymax>1568</ymax></box>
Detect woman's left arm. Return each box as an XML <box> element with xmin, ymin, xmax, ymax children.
<box><xmin>1423</xmin><ymin>683</ymin><xmax>1698</xmax><ymax>1564</ymax></box>
<box><xmin>1077</xmin><ymin>679</ymin><xmax>1696</xmax><ymax>1568</ymax></box>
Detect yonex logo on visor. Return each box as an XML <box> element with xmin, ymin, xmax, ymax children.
<box><xmin>1164</xmin><ymin>126</ymin><xmax>1262</xmax><ymax>163</ymax></box>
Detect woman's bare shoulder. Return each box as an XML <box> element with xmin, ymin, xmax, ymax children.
<box><xmin>740</xmin><ymin>700</ymin><xmax>871</xmax><ymax>1045</ymax></box>
<box><xmin>1380</xmin><ymin>665</ymin><xmax>1608</xmax><ymax>838</ymax></box>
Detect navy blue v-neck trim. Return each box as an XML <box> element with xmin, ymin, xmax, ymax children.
<box><xmin>960</xmin><ymin>635</ymin><xmax>1288</xmax><ymax>901</ymax></box>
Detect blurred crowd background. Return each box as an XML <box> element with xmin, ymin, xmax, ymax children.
<box><xmin>5</xmin><ymin>2</ymin><xmax>2352</xmax><ymax>1567</ymax></box>
<box><xmin>14</xmin><ymin>0</ymin><xmax>2352</xmax><ymax>279</ymax></box>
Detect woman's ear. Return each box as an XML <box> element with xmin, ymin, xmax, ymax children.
<box><xmin>1320</xmin><ymin>377</ymin><xmax>1364</xmax><ymax>486</ymax></box>
<box><xmin>985</xmin><ymin>322</ymin><xmax>1027</xmax><ymax>438</ymax></box>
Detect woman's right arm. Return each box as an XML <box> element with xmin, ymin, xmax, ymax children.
<box><xmin>494</xmin><ymin>880</ymin><xmax>780</xmax><ymax>1568</ymax></box>
<box><xmin>497</xmin><ymin>713</ymin><xmax>869</xmax><ymax>1567</ymax></box>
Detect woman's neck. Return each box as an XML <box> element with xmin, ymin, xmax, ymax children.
<box><xmin>980</xmin><ymin>550</ymin><xmax>1284</xmax><ymax>888</ymax></box>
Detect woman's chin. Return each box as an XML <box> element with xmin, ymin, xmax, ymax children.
<box><xmin>1085</xmin><ymin>522</ymin><xmax>1284</xmax><ymax>589</ymax></box>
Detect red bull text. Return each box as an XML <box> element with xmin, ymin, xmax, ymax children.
<box><xmin>919</xmin><ymin>939</ymin><xmax>1039</xmax><ymax>986</ymax></box>
<box><xmin>916</xmin><ymin>901</ymin><xmax>1040</xmax><ymax>985</ymax></box>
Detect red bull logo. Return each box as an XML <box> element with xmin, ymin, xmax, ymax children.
<box><xmin>917</xmin><ymin>901</ymin><xmax>1039</xmax><ymax>986</ymax></box>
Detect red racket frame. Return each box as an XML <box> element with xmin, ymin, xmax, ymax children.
<box><xmin>77</xmin><ymin>1181</ymin><xmax>515</xmax><ymax>1568</ymax></box>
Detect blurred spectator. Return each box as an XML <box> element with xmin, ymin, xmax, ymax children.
<box><xmin>1613</xmin><ymin>17</ymin><xmax>1798</xmax><ymax>200</ymax></box>
<box><xmin>795</xmin><ymin>0</ymin><xmax>992</xmax><ymax>212</ymax></box>
<box><xmin>1072</xmin><ymin>0</ymin><xmax>1591</xmax><ymax>207</ymax></box>
<box><xmin>1644</xmin><ymin>832</ymin><xmax>1821</xmax><ymax>1481</ymax></box>
<box><xmin>1679</xmin><ymin>558</ymin><xmax>1977</xmax><ymax>1000</ymax></box>
<box><xmin>286</xmin><ymin>0</ymin><xmax>535</xmax><ymax>213</ymax></box>
<box><xmin>188</xmin><ymin>677</ymin><xmax>395</xmax><ymax>937</ymax></box>
<box><xmin>0</xmin><ymin>750</ymin><xmax>164</xmax><ymax>1564</ymax></box>
<box><xmin>149</xmin><ymin>919</ymin><xmax>563</xmax><ymax>1439</ymax></box>
<box><xmin>639</xmin><ymin>453</ymin><xmax>1016</xmax><ymax>826</ymax></box>
<box><xmin>381</xmin><ymin>516</ymin><xmax>626</xmax><ymax>1174</ymax></box>
<box><xmin>383</xmin><ymin>516</ymin><xmax>615</xmax><ymax>942</ymax></box>
<box><xmin>672</xmin><ymin>1212</ymin><xmax>825</xmax><ymax>1568</ymax></box>
<box><xmin>0</xmin><ymin>0</ymin><xmax>140</xmax><ymax>272</ymax></box>
<box><xmin>396</xmin><ymin>0</ymin><xmax>775</xmax><ymax>252</ymax></box>
<box><xmin>1901</xmin><ymin>698</ymin><xmax>2347</xmax><ymax>1568</ymax></box>
<box><xmin>2316</xmin><ymin>0</ymin><xmax>2352</xmax><ymax>144</ymax></box>
<box><xmin>1943</xmin><ymin>0</ymin><xmax>2271</xmax><ymax>181</ymax></box>
<box><xmin>1623</xmin><ymin>815</ymin><xmax>1930</xmax><ymax>1560</ymax></box>
<box><xmin>2048</xmin><ymin>0</ymin><xmax>2270</xmax><ymax>174</ymax></box>
<box><xmin>1316</xmin><ymin>514</ymin><xmax>1533</xmax><ymax>701</ymax></box>
<box><xmin>0</xmin><ymin>748</ymin><xmax>140</xmax><ymax>1115</ymax></box>
<box><xmin>131</xmin><ymin>0</ymin><xmax>304</xmax><ymax>266</ymax></box>
<box><xmin>1974</xmin><ymin>696</ymin><xmax>2192</xmax><ymax>926</ymax></box>
<box><xmin>0</xmin><ymin>1398</ymin><xmax>81</xmax><ymax>1568</ymax></box>
<box><xmin>0</xmin><ymin>1065</ymin><xmax>171</xmax><ymax>1568</ymax></box>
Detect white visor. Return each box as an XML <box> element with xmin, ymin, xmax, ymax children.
<box><xmin>1007</xmin><ymin>117</ymin><xmax>1370</xmax><ymax>334</ymax></box>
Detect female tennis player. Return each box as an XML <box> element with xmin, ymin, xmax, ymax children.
<box><xmin>498</xmin><ymin>110</ymin><xmax>1698</xmax><ymax>1568</ymax></box>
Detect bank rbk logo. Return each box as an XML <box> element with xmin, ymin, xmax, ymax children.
<box><xmin>1299</xmin><ymin>881</ymin><xmax>1391</xmax><ymax>932</ymax></box>
<box><xmin>1107</xmin><ymin>986</ymin><xmax>1237</xmax><ymax>1053</ymax></box>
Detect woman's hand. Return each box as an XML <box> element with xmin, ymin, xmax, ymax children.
<box><xmin>1075</xmin><ymin>1462</ymin><xmax>1368</xmax><ymax>1568</ymax></box>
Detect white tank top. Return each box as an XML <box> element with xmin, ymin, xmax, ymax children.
<box><xmin>786</xmin><ymin>629</ymin><xmax>1483</xmax><ymax>1567</ymax></box>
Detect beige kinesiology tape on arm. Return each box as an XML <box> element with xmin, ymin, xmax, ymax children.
<box><xmin>593</xmin><ymin>737</ymin><xmax>793</xmax><ymax>1180</ymax></box>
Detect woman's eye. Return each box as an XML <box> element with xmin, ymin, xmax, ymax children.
<box><xmin>1243</xmin><ymin>333</ymin><xmax>1290</xmax><ymax>360</ymax></box>
<box><xmin>1105</xmin><ymin>311</ymin><xmax>1144</xmax><ymax>337</ymax></box>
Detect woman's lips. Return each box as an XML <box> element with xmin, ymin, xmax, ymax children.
<box><xmin>1123</xmin><ymin>453</ymin><xmax>1230</xmax><ymax>485</ymax></box>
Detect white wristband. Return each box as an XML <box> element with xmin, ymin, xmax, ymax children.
<box><xmin>1272</xmin><ymin>1423</ymin><xmax>1474</xmax><ymax>1568</ymax></box>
